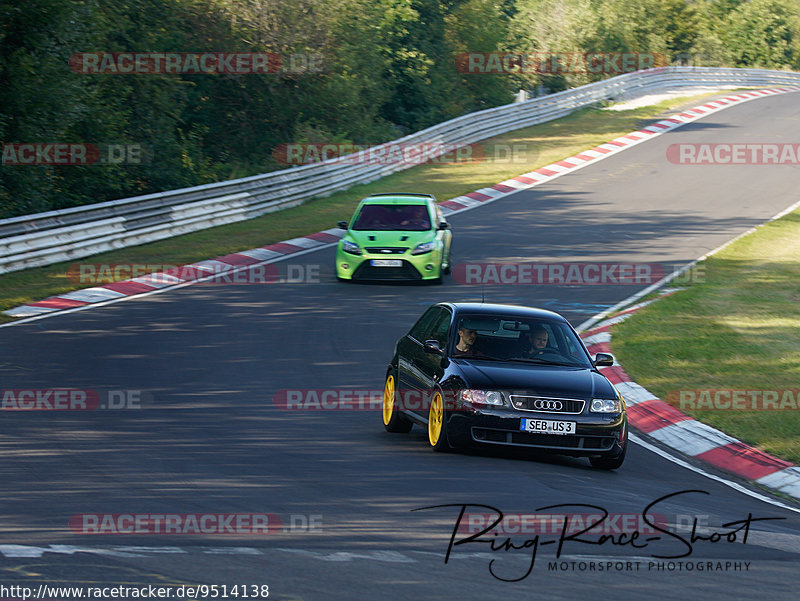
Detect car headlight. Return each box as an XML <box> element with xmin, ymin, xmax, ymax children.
<box><xmin>590</xmin><ymin>398</ymin><xmax>621</xmax><ymax>413</ymax></box>
<box><xmin>411</xmin><ymin>240</ymin><xmax>435</xmax><ymax>255</ymax></box>
<box><xmin>341</xmin><ymin>240</ymin><xmax>362</xmax><ymax>255</ymax></box>
<box><xmin>459</xmin><ymin>389</ymin><xmax>505</xmax><ymax>406</ymax></box>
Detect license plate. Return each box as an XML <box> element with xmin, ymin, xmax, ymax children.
<box><xmin>370</xmin><ymin>259</ymin><xmax>402</xmax><ymax>267</ymax></box>
<box><xmin>520</xmin><ymin>419</ymin><xmax>576</xmax><ymax>435</ymax></box>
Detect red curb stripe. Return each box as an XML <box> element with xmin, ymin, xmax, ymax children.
<box><xmin>580</xmin><ymin>324</ymin><xmax>611</xmax><ymax>337</ymax></box>
<box><xmin>584</xmin><ymin>341</ymin><xmax>611</xmax><ymax>356</ymax></box>
<box><xmin>598</xmin><ymin>365</ymin><xmax>629</xmax><ymax>385</ymax></box>
<box><xmin>465</xmin><ymin>191</ymin><xmax>492</xmax><ymax>202</ymax></box>
<box><xmin>306</xmin><ymin>232</ymin><xmax>340</xmax><ymax>243</ymax></box>
<box><xmin>492</xmin><ymin>184</ymin><xmax>516</xmax><ymax>193</ymax></box>
<box><xmin>665</xmin><ymin>118</ymin><xmax>683</xmax><ymax>123</ymax></box>
<box><xmin>440</xmin><ymin>200</ymin><xmax>466</xmax><ymax>210</ymax></box>
<box><xmin>216</xmin><ymin>253</ymin><xmax>262</xmax><ymax>266</ymax></box>
<box><xmin>262</xmin><ymin>242</ymin><xmax>304</xmax><ymax>254</ymax></box>
<box><xmin>162</xmin><ymin>266</ymin><xmax>200</xmax><ymax>280</ymax></box>
<box><xmin>514</xmin><ymin>175</ymin><xmax>537</xmax><ymax>184</ymax></box>
<box><xmin>650</xmin><ymin>123</ymin><xmax>670</xmax><ymax>129</ymax></box>
<box><xmin>101</xmin><ymin>281</ymin><xmax>157</xmax><ymax>295</ymax></box>
<box><xmin>590</xmin><ymin>146</ymin><xmax>612</xmax><ymax>153</ymax></box>
<box><xmin>535</xmin><ymin>167</ymin><xmax>559</xmax><ymax>176</ymax></box>
<box><xmin>574</xmin><ymin>153</ymin><xmax>594</xmax><ymax>161</ymax></box>
<box><xmin>627</xmin><ymin>400</ymin><xmax>692</xmax><ymax>433</ymax></box>
<box><xmin>624</xmin><ymin>134</ymin><xmax>642</xmax><ymax>140</ymax></box>
<box><xmin>29</xmin><ymin>297</ymin><xmax>89</xmax><ymax>309</ymax></box>
<box><xmin>555</xmin><ymin>160</ymin><xmax>577</xmax><ymax>168</ymax></box>
<box><xmin>606</xmin><ymin>140</ymin><xmax>626</xmax><ymax>147</ymax></box>
<box><xmin>636</xmin><ymin>129</ymin><xmax>656</xmax><ymax>135</ymax></box>
<box><xmin>695</xmin><ymin>443</ymin><xmax>793</xmax><ymax>480</ymax></box>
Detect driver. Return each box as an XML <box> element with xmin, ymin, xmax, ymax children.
<box><xmin>524</xmin><ymin>327</ymin><xmax>549</xmax><ymax>357</ymax></box>
<box><xmin>452</xmin><ymin>325</ymin><xmax>486</xmax><ymax>358</ymax></box>
<box><xmin>399</xmin><ymin>206</ymin><xmax>429</xmax><ymax>229</ymax></box>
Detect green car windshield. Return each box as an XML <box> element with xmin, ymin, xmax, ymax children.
<box><xmin>352</xmin><ymin>204</ymin><xmax>431</xmax><ymax>231</ymax></box>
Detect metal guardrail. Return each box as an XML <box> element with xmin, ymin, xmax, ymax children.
<box><xmin>2</xmin><ymin>66</ymin><xmax>799</xmax><ymax>274</ymax></box>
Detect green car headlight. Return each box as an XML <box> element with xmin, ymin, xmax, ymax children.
<box><xmin>590</xmin><ymin>398</ymin><xmax>621</xmax><ymax>413</ymax></box>
<box><xmin>411</xmin><ymin>240</ymin><xmax>435</xmax><ymax>255</ymax></box>
<box><xmin>341</xmin><ymin>240</ymin><xmax>362</xmax><ymax>255</ymax></box>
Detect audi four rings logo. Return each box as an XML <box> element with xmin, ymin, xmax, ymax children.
<box><xmin>534</xmin><ymin>400</ymin><xmax>563</xmax><ymax>410</ymax></box>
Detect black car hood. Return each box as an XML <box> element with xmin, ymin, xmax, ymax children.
<box><xmin>453</xmin><ymin>360</ymin><xmax>617</xmax><ymax>399</ymax></box>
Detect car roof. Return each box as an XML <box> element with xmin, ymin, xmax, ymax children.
<box><xmin>438</xmin><ymin>302</ymin><xmax>568</xmax><ymax>322</ymax></box>
<box><xmin>359</xmin><ymin>193</ymin><xmax>434</xmax><ymax>205</ymax></box>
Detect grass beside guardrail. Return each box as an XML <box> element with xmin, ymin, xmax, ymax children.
<box><xmin>612</xmin><ymin>208</ymin><xmax>800</xmax><ymax>465</ymax></box>
<box><xmin>0</xmin><ymin>90</ymin><xmax>730</xmax><ymax>323</ymax></box>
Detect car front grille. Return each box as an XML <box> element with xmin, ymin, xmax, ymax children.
<box><xmin>509</xmin><ymin>395</ymin><xmax>585</xmax><ymax>414</ymax></box>
<box><xmin>364</xmin><ymin>247</ymin><xmax>408</xmax><ymax>254</ymax></box>
<box><xmin>352</xmin><ymin>260</ymin><xmax>422</xmax><ymax>280</ymax></box>
<box><xmin>472</xmin><ymin>427</ymin><xmax>614</xmax><ymax>451</ymax></box>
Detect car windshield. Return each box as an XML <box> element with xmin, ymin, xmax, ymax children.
<box><xmin>449</xmin><ymin>314</ymin><xmax>593</xmax><ymax>368</ymax></box>
<box><xmin>352</xmin><ymin>204</ymin><xmax>431</xmax><ymax>231</ymax></box>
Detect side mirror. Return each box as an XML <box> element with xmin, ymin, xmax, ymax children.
<box><xmin>438</xmin><ymin>221</ymin><xmax>450</xmax><ymax>230</ymax></box>
<box><xmin>594</xmin><ymin>353</ymin><xmax>614</xmax><ymax>367</ymax></box>
<box><xmin>423</xmin><ymin>340</ymin><xmax>445</xmax><ymax>356</ymax></box>
<box><xmin>337</xmin><ymin>220</ymin><xmax>348</xmax><ymax>230</ymax></box>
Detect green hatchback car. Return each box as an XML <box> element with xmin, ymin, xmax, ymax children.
<box><xmin>335</xmin><ymin>193</ymin><xmax>453</xmax><ymax>282</ymax></box>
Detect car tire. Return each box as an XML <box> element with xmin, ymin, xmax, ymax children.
<box><xmin>589</xmin><ymin>444</ymin><xmax>626</xmax><ymax>470</ymax></box>
<box><xmin>383</xmin><ymin>372</ymin><xmax>413</xmax><ymax>433</ymax></box>
<box><xmin>427</xmin><ymin>390</ymin><xmax>452</xmax><ymax>451</ymax></box>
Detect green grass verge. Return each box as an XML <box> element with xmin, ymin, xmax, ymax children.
<box><xmin>0</xmin><ymin>90</ymin><xmax>731</xmax><ymax>323</ymax></box>
<box><xmin>612</xmin><ymin>208</ymin><xmax>800</xmax><ymax>464</ymax></box>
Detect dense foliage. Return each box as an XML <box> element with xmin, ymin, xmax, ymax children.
<box><xmin>1</xmin><ymin>0</ymin><xmax>798</xmax><ymax>218</ymax></box>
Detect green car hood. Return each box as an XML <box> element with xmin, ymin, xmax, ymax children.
<box><xmin>346</xmin><ymin>229</ymin><xmax>435</xmax><ymax>247</ymax></box>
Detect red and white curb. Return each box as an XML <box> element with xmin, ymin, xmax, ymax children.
<box><xmin>580</xmin><ymin>293</ymin><xmax>800</xmax><ymax>503</ymax></box>
<box><xmin>3</xmin><ymin>230</ymin><xmax>347</xmax><ymax>318</ymax></box>
<box><xmin>5</xmin><ymin>86</ymin><xmax>798</xmax><ymax>321</ymax></box>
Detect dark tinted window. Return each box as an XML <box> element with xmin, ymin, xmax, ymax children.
<box><xmin>409</xmin><ymin>306</ymin><xmax>441</xmax><ymax>341</ymax></box>
<box><xmin>353</xmin><ymin>204</ymin><xmax>431</xmax><ymax>231</ymax></box>
<box><xmin>427</xmin><ymin>308</ymin><xmax>452</xmax><ymax>345</ymax></box>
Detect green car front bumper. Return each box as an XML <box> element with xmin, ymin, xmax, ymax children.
<box><xmin>336</xmin><ymin>247</ymin><xmax>444</xmax><ymax>281</ymax></box>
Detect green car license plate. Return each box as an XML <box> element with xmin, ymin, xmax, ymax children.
<box><xmin>370</xmin><ymin>259</ymin><xmax>403</xmax><ymax>267</ymax></box>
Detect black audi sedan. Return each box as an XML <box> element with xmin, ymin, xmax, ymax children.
<box><xmin>382</xmin><ymin>302</ymin><xmax>627</xmax><ymax>469</ymax></box>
